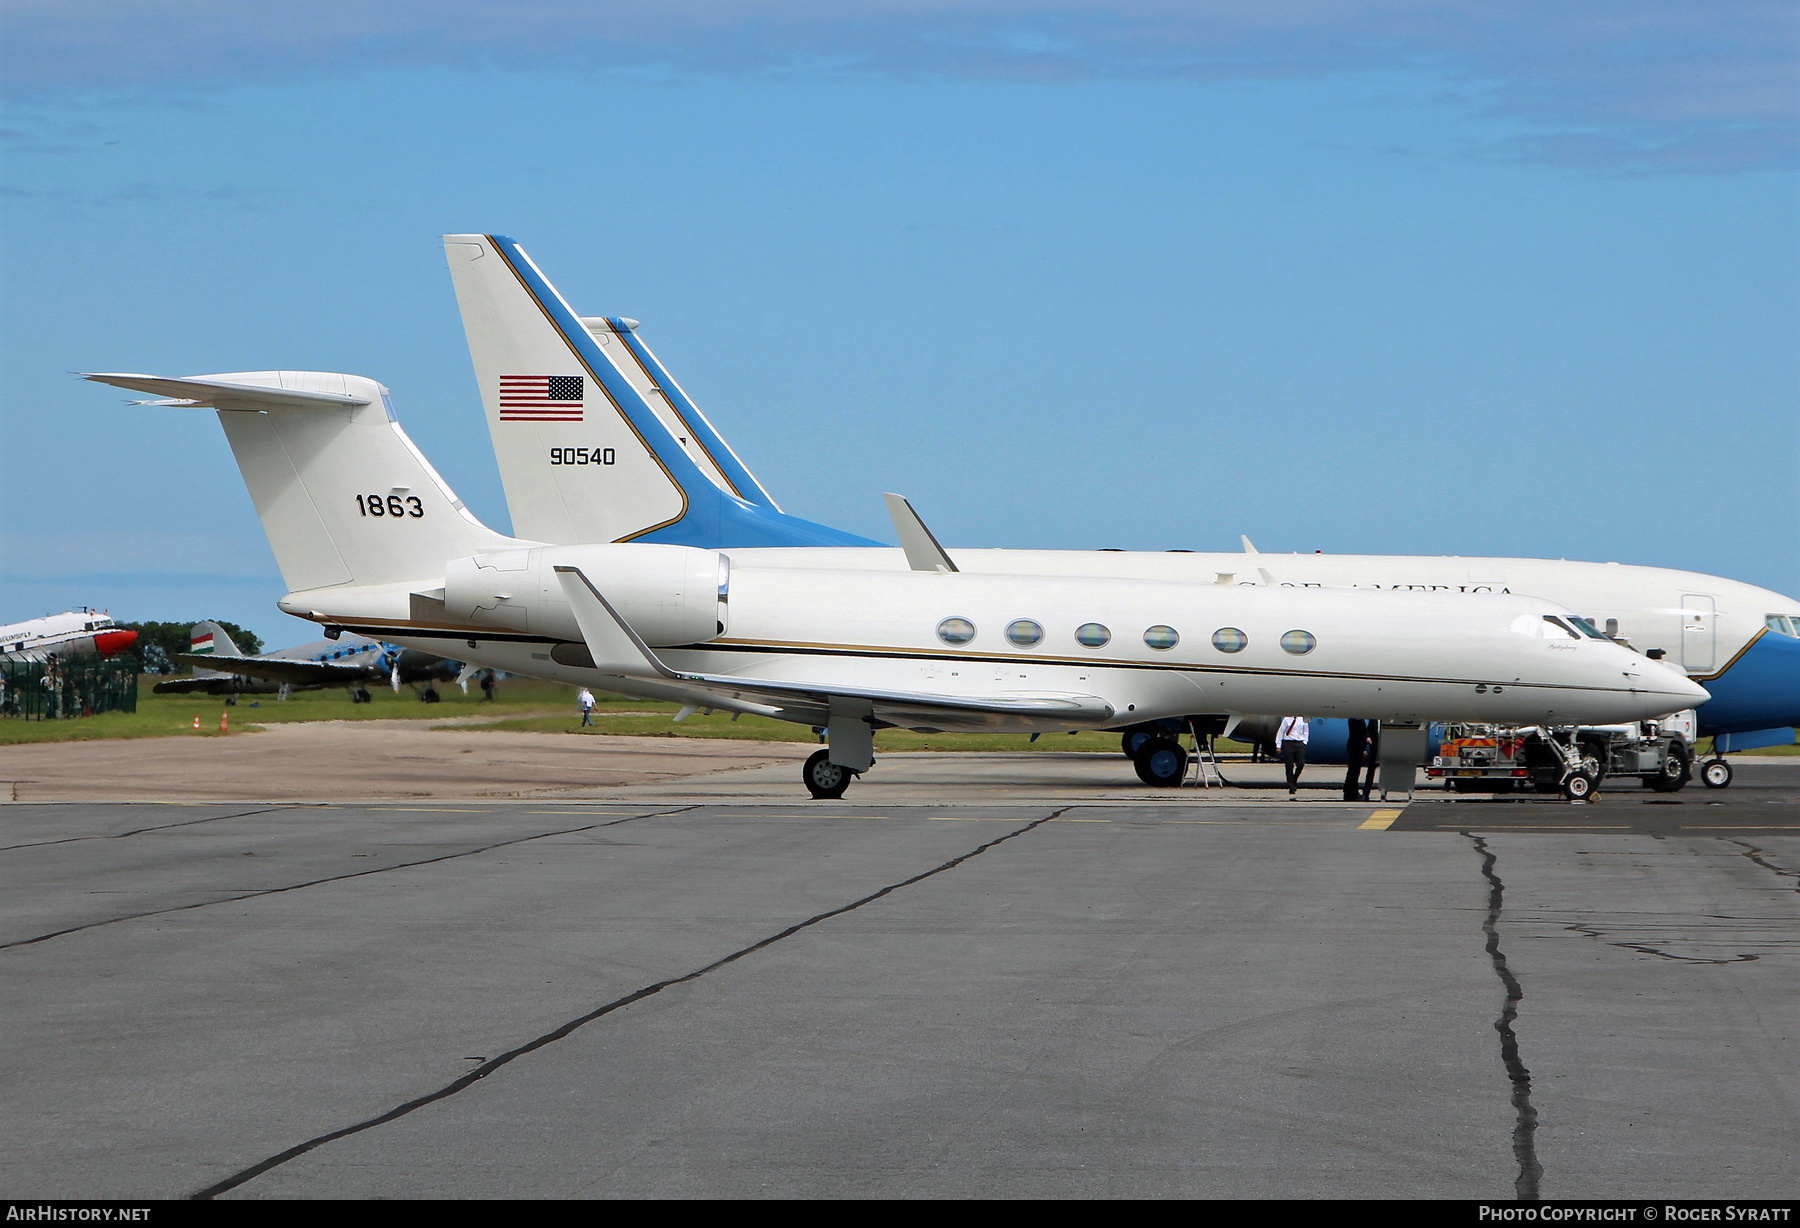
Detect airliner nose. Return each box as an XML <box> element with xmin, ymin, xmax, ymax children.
<box><xmin>93</xmin><ymin>629</ymin><xmax>138</xmax><ymax>657</ymax></box>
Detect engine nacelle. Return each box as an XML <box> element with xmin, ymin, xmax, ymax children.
<box><xmin>442</xmin><ymin>543</ymin><xmax>728</xmax><ymax>648</ymax></box>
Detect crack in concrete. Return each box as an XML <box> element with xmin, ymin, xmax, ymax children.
<box><xmin>1466</xmin><ymin>832</ymin><xmax>1542</xmax><ymax>1201</ymax></box>
<box><xmin>0</xmin><ymin>805</ymin><xmax>308</xmax><ymax>853</ymax></box>
<box><xmin>1725</xmin><ymin>840</ymin><xmax>1800</xmax><ymax>892</ymax></box>
<box><xmin>191</xmin><ymin>805</ymin><xmax>1070</xmax><ymax>1200</ymax></box>
<box><xmin>1562</xmin><ymin>921</ymin><xmax>1760</xmax><ymax>965</ymax></box>
<box><xmin>0</xmin><ymin>806</ymin><xmax>697</xmax><ymax>953</ymax></box>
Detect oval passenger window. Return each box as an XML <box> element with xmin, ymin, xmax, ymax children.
<box><xmin>937</xmin><ymin>617</ymin><xmax>976</xmax><ymax>646</ymax></box>
<box><xmin>1143</xmin><ymin>625</ymin><xmax>1179</xmax><ymax>651</ymax></box>
<box><xmin>1075</xmin><ymin>623</ymin><xmax>1111</xmax><ymax>648</ymax></box>
<box><xmin>1280</xmin><ymin>629</ymin><xmax>1316</xmax><ymax>655</ymax></box>
<box><xmin>1211</xmin><ymin>627</ymin><xmax>1248</xmax><ymax>654</ymax></box>
<box><xmin>1006</xmin><ymin>619</ymin><xmax>1043</xmax><ymax>647</ymax></box>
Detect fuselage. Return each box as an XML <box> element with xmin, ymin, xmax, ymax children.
<box><xmin>708</xmin><ymin>548</ymin><xmax>1799</xmax><ymax>737</ymax></box>
<box><xmin>284</xmin><ymin>548</ymin><xmax>1708</xmax><ymax>733</ymax></box>
<box><xmin>0</xmin><ymin>611</ymin><xmax>137</xmax><ymax>662</ymax></box>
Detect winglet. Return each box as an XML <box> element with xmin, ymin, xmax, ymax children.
<box><xmin>552</xmin><ymin>566</ymin><xmax>683</xmax><ymax>681</ymax></box>
<box><xmin>883</xmin><ymin>493</ymin><xmax>958</xmax><ymax>574</ymax></box>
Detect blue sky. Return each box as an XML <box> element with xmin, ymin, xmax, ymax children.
<box><xmin>3</xmin><ymin>1</ymin><xmax>1796</xmax><ymax>645</ymax></box>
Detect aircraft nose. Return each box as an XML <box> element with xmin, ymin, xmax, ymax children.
<box><xmin>1629</xmin><ymin>654</ymin><xmax>1710</xmax><ymax>707</ymax></box>
<box><xmin>93</xmin><ymin>629</ymin><xmax>138</xmax><ymax>657</ymax></box>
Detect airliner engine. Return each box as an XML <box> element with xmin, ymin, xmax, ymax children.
<box><xmin>442</xmin><ymin>544</ymin><xmax>727</xmax><ymax>647</ymax></box>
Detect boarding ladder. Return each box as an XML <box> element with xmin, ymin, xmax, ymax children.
<box><xmin>1183</xmin><ymin>719</ymin><xmax>1225</xmax><ymax>788</ymax></box>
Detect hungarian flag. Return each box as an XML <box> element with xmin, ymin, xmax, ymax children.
<box><xmin>191</xmin><ymin>632</ymin><xmax>215</xmax><ymax>655</ymax></box>
<box><xmin>500</xmin><ymin>375</ymin><xmax>584</xmax><ymax>421</ymax></box>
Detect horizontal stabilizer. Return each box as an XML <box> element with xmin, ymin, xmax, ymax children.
<box><xmin>83</xmin><ymin>373</ymin><xmax>369</xmax><ymax>410</ymax></box>
<box><xmin>553</xmin><ymin>565</ymin><xmax>1113</xmax><ymax>728</ymax></box>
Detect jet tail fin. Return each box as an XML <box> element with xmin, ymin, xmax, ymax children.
<box><xmin>442</xmin><ymin>233</ymin><xmax>878</xmax><ymax>550</ymax></box>
<box><xmin>87</xmin><ymin>371</ymin><xmax>518</xmax><ymax>595</ymax></box>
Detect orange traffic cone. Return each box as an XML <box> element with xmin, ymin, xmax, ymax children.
<box><xmin>220</xmin><ymin>711</ymin><xmax>229</xmax><ymax>733</ymax></box>
<box><xmin>192</xmin><ymin>716</ymin><xmax>200</xmax><ymax>730</ymax></box>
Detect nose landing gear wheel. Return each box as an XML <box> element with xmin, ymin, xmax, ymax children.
<box><xmin>1563</xmin><ymin>770</ymin><xmax>1598</xmax><ymax>802</ymax></box>
<box><xmin>803</xmin><ymin>749</ymin><xmax>853</xmax><ymax>799</ymax></box>
<box><xmin>1133</xmin><ymin>738</ymin><xmax>1188</xmax><ymax>787</ymax></box>
<box><xmin>1700</xmin><ymin>758</ymin><xmax>1733</xmax><ymax>789</ymax></box>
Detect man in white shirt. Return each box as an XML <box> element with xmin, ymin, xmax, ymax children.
<box><xmin>577</xmin><ymin>687</ymin><xmax>596</xmax><ymax>727</ymax></box>
<box><xmin>1277</xmin><ymin>716</ymin><xmax>1310</xmax><ymax>796</ymax></box>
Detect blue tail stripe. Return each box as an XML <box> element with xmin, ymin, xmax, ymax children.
<box><xmin>606</xmin><ymin>318</ymin><xmax>780</xmax><ymax>510</ymax></box>
<box><xmin>488</xmin><ymin>235</ymin><xmax>879</xmax><ymax>550</ymax></box>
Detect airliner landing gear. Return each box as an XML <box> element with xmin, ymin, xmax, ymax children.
<box><xmin>420</xmin><ymin>686</ymin><xmax>441</xmax><ymax>704</ymax></box>
<box><xmin>803</xmin><ymin>749</ymin><xmax>853</xmax><ymax>799</ymax></box>
<box><xmin>1700</xmin><ymin>758</ymin><xmax>1734</xmax><ymax>789</ymax></box>
<box><xmin>353</xmin><ymin>687</ymin><xmax>372</xmax><ymax>704</ymax></box>
<box><xmin>1133</xmin><ymin>737</ymin><xmax>1188</xmax><ymax>787</ymax></box>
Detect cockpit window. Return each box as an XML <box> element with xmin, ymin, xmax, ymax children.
<box><xmin>1543</xmin><ymin>615</ymin><xmax>1580</xmax><ymax>639</ymax></box>
<box><xmin>1766</xmin><ymin>615</ymin><xmax>1796</xmax><ymax>637</ymax></box>
<box><xmin>1567</xmin><ymin>617</ymin><xmax>1607</xmax><ymax>639</ymax></box>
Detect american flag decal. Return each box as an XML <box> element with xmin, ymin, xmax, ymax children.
<box><xmin>499</xmin><ymin>375</ymin><xmax>584</xmax><ymax>421</ymax></box>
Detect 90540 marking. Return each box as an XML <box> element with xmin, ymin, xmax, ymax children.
<box><xmin>550</xmin><ymin>447</ymin><xmax>614</xmax><ymax>466</ymax></box>
<box><xmin>356</xmin><ymin>494</ymin><xmax>423</xmax><ymax>518</ymax></box>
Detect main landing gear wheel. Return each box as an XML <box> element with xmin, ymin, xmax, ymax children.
<box><xmin>421</xmin><ymin>687</ymin><xmax>441</xmax><ymax>704</ymax></box>
<box><xmin>1562</xmin><ymin>771</ymin><xmax>1599</xmax><ymax>802</ymax></box>
<box><xmin>803</xmin><ymin>749</ymin><xmax>853</xmax><ymax>800</ymax></box>
<box><xmin>1700</xmin><ymin>758</ymin><xmax>1733</xmax><ymax>789</ymax></box>
<box><xmin>1121</xmin><ymin>730</ymin><xmax>1155</xmax><ymax>759</ymax></box>
<box><xmin>353</xmin><ymin>688</ymin><xmax>372</xmax><ymax>704</ymax></box>
<box><xmin>1133</xmin><ymin>738</ymin><xmax>1188</xmax><ymax>787</ymax></box>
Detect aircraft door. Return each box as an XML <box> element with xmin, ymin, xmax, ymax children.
<box><xmin>1680</xmin><ymin>594</ymin><xmax>1716</xmax><ymax>672</ymax></box>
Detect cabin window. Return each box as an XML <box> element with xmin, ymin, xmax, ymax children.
<box><xmin>1006</xmin><ymin>619</ymin><xmax>1044</xmax><ymax>647</ymax></box>
<box><xmin>1280</xmin><ymin>629</ymin><xmax>1316</xmax><ymax>655</ymax></box>
<box><xmin>937</xmin><ymin>617</ymin><xmax>976</xmax><ymax>646</ymax></box>
<box><xmin>1211</xmin><ymin>627</ymin><xmax>1248</xmax><ymax>654</ymax></box>
<box><xmin>1143</xmin><ymin>625</ymin><xmax>1179</xmax><ymax>651</ymax></box>
<box><xmin>1075</xmin><ymin>623</ymin><xmax>1111</xmax><ymax>648</ymax></box>
<box><xmin>1766</xmin><ymin>615</ymin><xmax>1796</xmax><ymax>637</ymax></box>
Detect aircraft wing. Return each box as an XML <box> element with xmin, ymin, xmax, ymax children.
<box><xmin>175</xmin><ymin>653</ymin><xmax>377</xmax><ymax>686</ymax></box>
<box><xmin>151</xmin><ymin>676</ymin><xmax>238</xmax><ymax>695</ymax></box>
<box><xmin>553</xmin><ymin>566</ymin><xmax>1114</xmax><ymax>729</ymax></box>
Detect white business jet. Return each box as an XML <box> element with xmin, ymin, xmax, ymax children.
<box><xmin>86</xmin><ymin>369</ymin><xmax>1703</xmax><ymax>798</ymax></box>
<box><xmin>439</xmin><ymin>233</ymin><xmax>1800</xmax><ymax>769</ymax></box>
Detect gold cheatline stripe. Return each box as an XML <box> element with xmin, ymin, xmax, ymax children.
<box><xmin>1688</xmin><ymin>627</ymin><xmax>1766</xmax><ymax>683</ymax></box>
